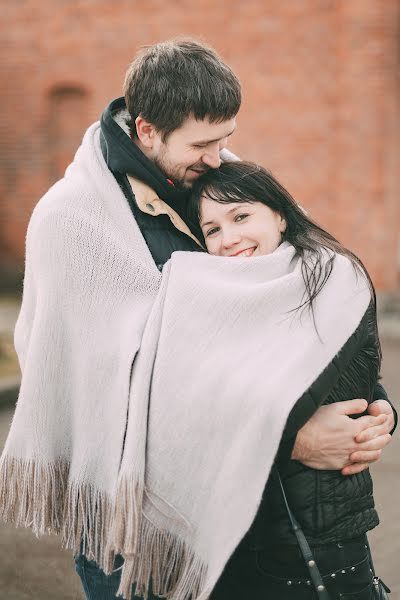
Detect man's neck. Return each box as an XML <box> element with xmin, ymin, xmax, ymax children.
<box><xmin>131</xmin><ymin>135</ymin><xmax>153</xmax><ymax>161</ymax></box>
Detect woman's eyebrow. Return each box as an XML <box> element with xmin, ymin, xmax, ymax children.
<box><xmin>201</xmin><ymin>218</ymin><xmax>216</xmax><ymax>227</ymax></box>
<box><xmin>201</xmin><ymin>204</ymin><xmax>252</xmax><ymax>227</ymax></box>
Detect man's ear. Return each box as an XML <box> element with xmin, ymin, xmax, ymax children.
<box><xmin>135</xmin><ymin>116</ymin><xmax>157</xmax><ymax>149</ymax></box>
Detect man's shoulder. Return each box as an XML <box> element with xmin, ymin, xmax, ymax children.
<box><xmin>27</xmin><ymin>175</ymin><xmax>101</xmax><ymax>251</ymax></box>
<box><xmin>29</xmin><ymin>177</ymin><xmax>79</xmax><ymax>225</ymax></box>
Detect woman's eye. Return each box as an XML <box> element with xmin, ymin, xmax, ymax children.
<box><xmin>194</xmin><ymin>144</ymin><xmax>207</xmax><ymax>149</ymax></box>
<box><xmin>205</xmin><ymin>227</ymin><xmax>219</xmax><ymax>237</ymax></box>
<box><xmin>235</xmin><ymin>213</ymin><xmax>249</xmax><ymax>222</ymax></box>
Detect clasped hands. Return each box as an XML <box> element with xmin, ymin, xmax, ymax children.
<box><xmin>292</xmin><ymin>399</ymin><xmax>394</xmax><ymax>475</ymax></box>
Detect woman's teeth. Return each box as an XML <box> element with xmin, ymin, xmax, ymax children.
<box><xmin>237</xmin><ymin>247</ymin><xmax>256</xmax><ymax>257</ymax></box>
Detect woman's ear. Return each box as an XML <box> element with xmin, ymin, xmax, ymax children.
<box><xmin>279</xmin><ymin>215</ymin><xmax>287</xmax><ymax>233</ymax></box>
<box><xmin>135</xmin><ymin>116</ymin><xmax>157</xmax><ymax>149</ymax></box>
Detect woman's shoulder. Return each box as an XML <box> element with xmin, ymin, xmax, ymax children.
<box><xmin>315</xmin><ymin>246</ymin><xmax>368</xmax><ymax>281</ymax></box>
<box><xmin>331</xmin><ymin>250</ymin><xmax>370</xmax><ymax>286</ymax></box>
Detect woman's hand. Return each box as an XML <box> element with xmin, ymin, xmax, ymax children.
<box><xmin>291</xmin><ymin>399</ymin><xmax>394</xmax><ymax>474</ymax></box>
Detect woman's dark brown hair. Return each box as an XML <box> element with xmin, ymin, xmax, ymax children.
<box><xmin>187</xmin><ymin>161</ymin><xmax>377</xmax><ymax>322</ymax></box>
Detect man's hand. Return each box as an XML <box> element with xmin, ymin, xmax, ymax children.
<box><xmin>291</xmin><ymin>399</ymin><xmax>391</xmax><ymax>473</ymax></box>
<box><xmin>341</xmin><ymin>399</ymin><xmax>394</xmax><ymax>475</ymax></box>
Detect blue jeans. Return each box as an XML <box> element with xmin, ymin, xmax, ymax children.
<box><xmin>74</xmin><ymin>553</ymin><xmax>161</xmax><ymax>600</ymax></box>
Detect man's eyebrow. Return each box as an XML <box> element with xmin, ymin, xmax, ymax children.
<box><xmin>192</xmin><ymin>127</ymin><xmax>236</xmax><ymax>146</ymax></box>
<box><xmin>201</xmin><ymin>203</ymin><xmax>252</xmax><ymax>227</ymax></box>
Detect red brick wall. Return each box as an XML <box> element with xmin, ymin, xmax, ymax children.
<box><xmin>1</xmin><ymin>0</ymin><xmax>399</xmax><ymax>290</ymax></box>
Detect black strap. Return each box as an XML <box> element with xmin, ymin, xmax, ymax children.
<box><xmin>278</xmin><ymin>472</ymin><xmax>331</xmax><ymax>600</ymax></box>
<box><xmin>365</xmin><ymin>538</ymin><xmax>391</xmax><ymax>598</ymax></box>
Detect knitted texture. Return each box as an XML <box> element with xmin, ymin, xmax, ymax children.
<box><xmin>110</xmin><ymin>245</ymin><xmax>371</xmax><ymax>600</ymax></box>
<box><xmin>0</xmin><ymin>121</ymin><xmax>161</xmax><ymax>567</ymax></box>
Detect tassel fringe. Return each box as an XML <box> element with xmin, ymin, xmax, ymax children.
<box><xmin>112</xmin><ymin>475</ymin><xmax>207</xmax><ymax>600</ymax></box>
<box><xmin>0</xmin><ymin>457</ymin><xmax>208</xmax><ymax>600</ymax></box>
<box><xmin>0</xmin><ymin>456</ymin><xmax>115</xmax><ymax>575</ymax></box>
<box><xmin>116</xmin><ymin>519</ymin><xmax>207</xmax><ymax>600</ymax></box>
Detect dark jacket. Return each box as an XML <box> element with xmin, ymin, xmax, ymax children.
<box><xmin>100</xmin><ymin>97</ymin><xmax>396</xmax><ymax>545</ymax></box>
<box><xmin>247</xmin><ymin>302</ymin><xmax>383</xmax><ymax>547</ymax></box>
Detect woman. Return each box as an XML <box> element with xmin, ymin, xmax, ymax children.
<box><xmin>184</xmin><ymin>160</ymin><xmax>391</xmax><ymax>599</ymax></box>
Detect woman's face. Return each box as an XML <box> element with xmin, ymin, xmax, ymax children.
<box><xmin>199</xmin><ymin>197</ymin><xmax>286</xmax><ymax>257</ymax></box>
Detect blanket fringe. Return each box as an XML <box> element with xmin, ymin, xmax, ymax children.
<box><xmin>0</xmin><ymin>456</ymin><xmax>115</xmax><ymax>573</ymax></box>
<box><xmin>0</xmin><ymin>455</ymin><xmax>68</xmax><ymax>535</ymax></box>
<box><xmin>0</xmin><ymin>458</ymin><xmax>208</xmax><ymax>600</ymax></box>
<box><xmin>112</xmin><ymin>476</ymin><xmax>207</xmax><ymax>600</ymax></box>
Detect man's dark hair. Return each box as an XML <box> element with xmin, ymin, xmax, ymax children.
<box><xmin>123</xmin><ymin>38</ymin><xmax>241</xmax><ymax>141</ymax></box>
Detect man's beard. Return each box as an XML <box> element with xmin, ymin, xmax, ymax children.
<box><xmin>153</xmin><ymin>156</ymin><xmax>187</xmax><ymax>189</ymax></box>
<box><xmin>153</xmin><ymin>152</ymin><xmax>209</xmax><ymax>190</ymax></box>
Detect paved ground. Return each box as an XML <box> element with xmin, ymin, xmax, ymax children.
<box><xmin>0</xmin><ymin>313</ymin><xmax>399</xmax><ymax>598</ymax></box>
<box><xmin>367</xmin><ymin>336</ymin><xmax>400</xmax><ymax>598</ymax></box>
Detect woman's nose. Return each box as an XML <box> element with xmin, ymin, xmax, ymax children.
<box><xmin>221</xmin><ymin>229</ymin><xmax>241</xmax><ymax>249</ymax></box>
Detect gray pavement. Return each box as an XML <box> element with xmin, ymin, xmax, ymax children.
<box><xmin>0</xmin><ymin>409</ymin><xmax>84</xmax><ymax>600</ymax></box>
<box><xmin>0</xmin><ymin>298</ymin><xmax>399</xmax><ymax>599</ymax></box>
<box><xmin>368</xmin><ymin>336</ymin><xmax>400</xmax><ymax>598</ymax></box>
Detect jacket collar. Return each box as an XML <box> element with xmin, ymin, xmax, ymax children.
<box><xmin>127</xmin><ymin>176</ymin><xmax>204</xmax><ymax>249</ymax></box>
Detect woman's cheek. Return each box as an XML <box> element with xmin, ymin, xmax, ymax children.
<box><xmin>208</xmin><ymin>240</ymin><xmax>221</xmax><ymax>256</ymax></box>
<box><xmin>205</xmin><ymin>239</ymin><xmax>214</xmax><ymax>254</ymax></box>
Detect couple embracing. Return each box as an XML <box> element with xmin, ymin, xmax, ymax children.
<box><xmin>0</xmin><ymin>38</ymin><xmax>395</xmax><ymax>600</ymax></box>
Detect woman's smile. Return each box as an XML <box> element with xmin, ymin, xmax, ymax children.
<box><xmin>228</xmin><ymin>246</ymin><xmax>258</xmax><ymax>257</ymax></box>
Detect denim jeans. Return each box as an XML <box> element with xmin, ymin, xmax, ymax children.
<box><xmin>74</xmin><ymin>553</ymin><xmax>162</xmax><ymax>600</ymax></box>
<box><xmin>210</xmin><ymin>535</ymin><xmax>378</xmax><ymax>599</ymax></box>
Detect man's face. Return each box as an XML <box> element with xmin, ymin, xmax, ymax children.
<box><xmin>149</xmin><ymin>116</ymin><xmax>237</xmax><ymax>189</ymax></box>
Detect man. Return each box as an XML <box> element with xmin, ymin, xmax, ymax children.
<box><xmin>1</xmin><ymin>38</ymin><xmax>394</xmax><ymax>599</ymax></box>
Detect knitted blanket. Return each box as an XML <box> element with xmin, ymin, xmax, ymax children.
<box><xmin>109</xmin><ymin>245</ymin><xmax>371</xmax><ymax>600</ymax></box>
<box><xmin>0</xmin><ymin>118</ymin><xmax>371</xmax><ymax>600</ymax></box>
<box><xmin>0</xmin><ymin>121</ymin><xmax>161</xmax><ymax>571</ymax></box>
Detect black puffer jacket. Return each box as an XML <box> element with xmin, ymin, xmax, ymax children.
<box><xmin>247</xmin><ymin>302</ymin><xmax>383</xmax><ymax>548</ymax></box>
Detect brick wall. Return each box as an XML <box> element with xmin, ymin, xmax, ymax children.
<box><xmin>0</xmin><ymin>0</ymin><xmax>399</xmax><ymax>290</ymax></box>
